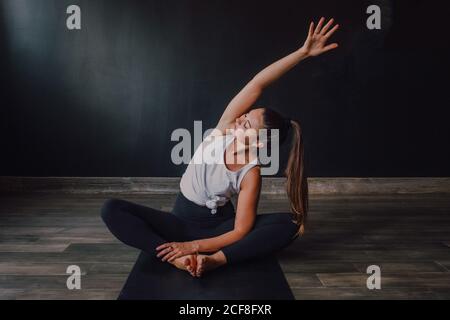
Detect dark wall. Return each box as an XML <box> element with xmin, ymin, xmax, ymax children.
<box><xmin>1</xmin><ymin>0</ymin><xmax>449</xmax><ymax>177</ymax></box>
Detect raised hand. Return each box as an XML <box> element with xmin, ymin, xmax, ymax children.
<box><xmin>300</xmin><ymin>17</ymin><xmax>339</xmax><ymax>57</ymax></box>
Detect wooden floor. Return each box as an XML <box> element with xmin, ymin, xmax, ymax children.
<box><xmin>0</xmin><ymin>193</ymin><xmax>449</xmax><ymax>300</ymax></box>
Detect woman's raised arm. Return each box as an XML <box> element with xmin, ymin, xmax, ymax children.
<box><xmin>216</xmin><ymin>17</ymin><xmax>339</xmax><ymax>132</ymax></box>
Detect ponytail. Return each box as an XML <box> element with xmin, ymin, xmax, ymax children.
<box><xmin>262</xmin><ymin>108</ymin><xmax>309</xmax><ymax>235</ymax></box>
<box><xmin>285</xmin><ymin>120</ymin><xmax>308</xmax><ymax>236</ymax></box>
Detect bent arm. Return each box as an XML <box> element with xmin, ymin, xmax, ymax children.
<box><xmin>194</xmin><ymin>167</ymin><xmax>261</xmax><ymax>252</ymax></box>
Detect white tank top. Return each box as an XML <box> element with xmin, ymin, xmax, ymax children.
<box><xmin>180</xmin><ymin>133</ymin><xmax>259</xmax><ymax>214</ymax></box>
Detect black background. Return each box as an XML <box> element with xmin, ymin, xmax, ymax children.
<box><xmin>1</xmin><ymin>0</ymin><xmax>449</xmax><ymax>177</ymax></box>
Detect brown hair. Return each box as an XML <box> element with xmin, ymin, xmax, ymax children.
<box><xmin>263</xmin><ymin>108</ymin><xmax>309</xmax><ymax>236</ymax></box>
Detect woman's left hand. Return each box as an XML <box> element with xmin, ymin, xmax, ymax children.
<box><xmin>300</xmin><ymin>17</ymin><xmax>339</xmax><ymax>57</ymax></box>
<box><xmin>156</xmin><ymin>241</ymin><xmax>200</xmax><ymax>262</ymax></box>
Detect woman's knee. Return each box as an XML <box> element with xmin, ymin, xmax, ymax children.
<box><xmin>100</xmin><ymin>198</ymin><xmax>125</xmax><ymax>224</ymax></box>
<box><xmin>255</xmin><ymin>212</ymin><xmax>295</xmax><ymax>227</ymax></box>
<box><xmin>255</xmin><ymin>213</ymin><xmax>299</xmax><ymax>243</ymax></box>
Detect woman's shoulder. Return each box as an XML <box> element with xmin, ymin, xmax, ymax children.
<box><xmin>239</xmin><ymin>165</ymin><xmax>262</xmax><ymax>189</ymax></box>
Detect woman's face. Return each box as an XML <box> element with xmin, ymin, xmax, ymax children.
<box><xmin>233</xmin><ymin>108</ymin><xmax>265</xmax><ymax>146</ymax></box>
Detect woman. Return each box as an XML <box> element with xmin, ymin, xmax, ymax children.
<box><xmin>102</xmin><ymin>18</ymin><xmax>339</xmax><ymax>277</ymax></box>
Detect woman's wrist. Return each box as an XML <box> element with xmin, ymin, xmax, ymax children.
<box><xmin>190</xmin><ymin>240</ymin><xmax>201</xmax><ymax>253</ymax></box>
<box><xmin>297</xmin><ymin>47</ymin><xmax>311</xmax><ymax>59</ymax></box>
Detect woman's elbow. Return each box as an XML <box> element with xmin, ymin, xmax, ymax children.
<box><xmin>248</xmin><ymin>78</ymin><xmax>264</xmax><ymax>92</ymax></box>
<box><xmin>233</xmin><ymin>227</ymin><xmax>251</xmax><ymax>240</ymax></box>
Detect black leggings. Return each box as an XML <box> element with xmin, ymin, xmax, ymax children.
<box><xmin>101</xmin><ymin>192</ymin><xmax>298</xmax><ymax>264</ymax></box>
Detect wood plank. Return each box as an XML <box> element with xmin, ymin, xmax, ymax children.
<box><xmin>0</xmin><ymin>251</ymin><xmax>139</xmax><ymax>264</ymax></box>
<box><xmin>0</xmin><ymin>244</ymin><xmax>69</xmax><ymax>253</ymax></box>
<box><xmin>36</xmin><ymin>236</ymin><xmax>117</xmax><ymax>244</ymax></box>
<box><xmin>0</xmin><ymin>263</ymin><xmax>88</xmax><ymax>275</ymax></box>
<box><xmin>284</xmin><ymin>273</ymin><xmax>324</xmax><ymax>288</ymax></box>
<box><xmin>0</xmin><ymin>274</ymin><xmax>128</xmax><ymax>290</ymax></box>
<box><xmin>0</xmin><ymin>235</ymin><xmax>40</xmax><ymax>243</ymax></box>
<box><xmin>352</xmin><ymin>262</ymin><xmax>447</xmax><ymax>273</ymax></box>
<box><xmin>435</xmin><ymin>261</ymin><xmax>450</xmax><ymax>272</ymax></box>
<box><xmin>279</xmin><ymin>261</ymin><xmax>359</xmax><ymax>273</ymax></box>
<box><xmin>291</xmin><ymin>287</ymin><xmax>438</xmax><ymax>300</ymax></box>
<box><xmin>15</xmin><ymin>289</ymin><xmax>120</xmax><ymax>300</ymax></box>
<box><xmin>0</xmin><ymin>227</ymin><xmax>66</xmax><ymax>236</ymax></box>
<box><xmin>317</xmin><ymin>272</ymin><xmax>450</xmax><ymax>288</ymax></box>
<box><xmin>1</xmin><ymin>177</ymin><xmax>450</xmax><ymax>195</ymax></box>
<box><xmin>432</xmin><ymin>289</ymin><xmax>450</xmax><ymax>300</ymax></box>
<box><xmin>0</xmin><ymin>289</ymin><xmax>25</xmax><ymax>300</ymax></box>
<box><xmin>0</xmin><ymin>262</ymin><xmax>132</xmax><ymax>276</ymax></box>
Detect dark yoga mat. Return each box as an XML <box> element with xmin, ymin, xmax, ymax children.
<box><xmin>118</xmin><ymin>252</ymin><xmax>294</xmax><ymax>300</ymax></box>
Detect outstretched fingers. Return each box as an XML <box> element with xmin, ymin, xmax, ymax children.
<box><xmin>323</xmin><ymin>43</ymin><xmax>339</xmax><ymax>52</ymax></box>
<box><xmin>324</xmin><ymin>23</ymin><xmax>339</xmax><ymax>39</ymax></box>
<box><xmin>308</xmin><ymin>21</ymin><xmax>315</xmax><ymax>38</ymax></box>
<box><xmin>314</xmin><ymin>17</ymin><xmax>325</xmax><ymax>34</ymax></box>
<box><xmin>320</xmin><ymin>18</ymin><xmax>335</xmax><ymax>35</ymax></box>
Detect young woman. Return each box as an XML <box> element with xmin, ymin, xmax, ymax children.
<box><xmin>102</xmin><ymin>18</ymin><xmax>339</xmax><ymax>277</ymax></box>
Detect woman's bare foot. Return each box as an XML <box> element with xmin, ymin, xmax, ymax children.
<box><xmin>196</xmin><ymin>251</ymin><xmax>227</xmax><ymax>277</ymax></box>
<box><xmin>169</xmin><ymin>254</ymin><xmax>197</xmax><ymax>277</ymax></box>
